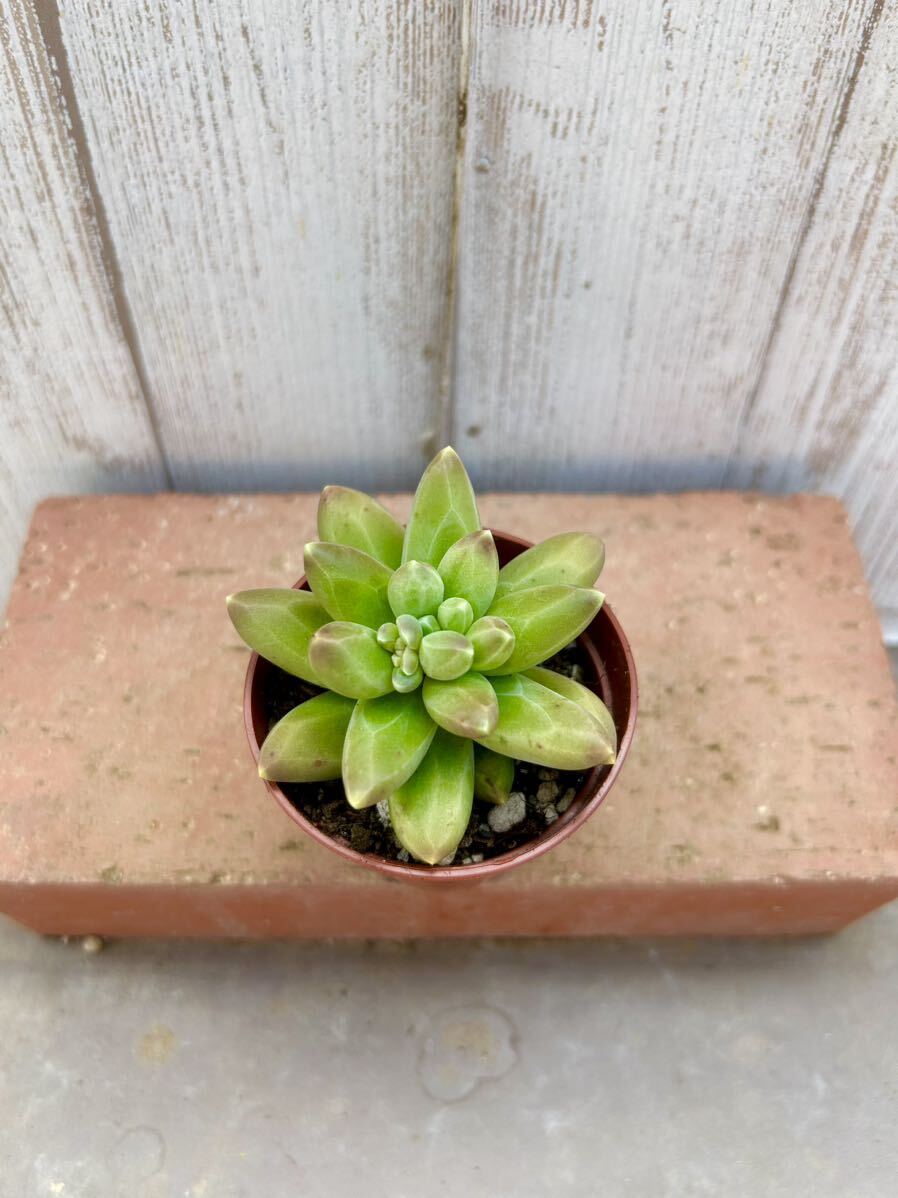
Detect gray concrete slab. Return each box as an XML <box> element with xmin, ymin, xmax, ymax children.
<box><xmin>1</xmin><ymin>651</ymin><xmax>896</xmax><ymax>1197</ymax></box>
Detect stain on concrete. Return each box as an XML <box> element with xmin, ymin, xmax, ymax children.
<box><xmin>136</xmin><ymin>1024</ymin><xmax>176</xmax><ymax>1065</ymax></box>
<box><xmin>418</xmin><ymin>1005</ymin><xmax>517</xmax><ymax>1102</ymax></box>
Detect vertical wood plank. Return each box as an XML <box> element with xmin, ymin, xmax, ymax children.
<box><xmin>0</xmin><ymin>2</ymin><xmax>165</xmax><ymax>606</ymax></box>
<box><xmin>731</xmin><ymin>2</ymin><xmax>898</xmax><ymax>619</ymax></box>
<box><xmin>453</xmin><ymin>0</ymin><xmax>876</xmax><ymax>491</ymax></box>
<box><xmin>58</xmin><ymin>0</ymin><xmax>461</xmax><ymax>492</ymax></box>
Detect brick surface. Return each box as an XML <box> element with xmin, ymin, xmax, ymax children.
<box><xmin>0</xmin><ymin>492</ymin><xmax>896</xmax><ymax>937</ymax></box>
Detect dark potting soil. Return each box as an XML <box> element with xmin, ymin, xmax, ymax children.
<box><xmin>263</xmin><ymin>643</ymin><xmax>592</xmax><ymax>865</ymax></box>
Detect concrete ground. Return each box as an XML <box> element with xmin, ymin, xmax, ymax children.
<box><xmin>2</xmin><ymin>652</ymin><xmax>896</xmax><ymax>1198</ymax></box>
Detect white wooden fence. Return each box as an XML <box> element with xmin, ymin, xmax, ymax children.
<box><xmin>1</xmin><ymin>1</ymin><xmax>896</xmax><ymax>632</ymax></box>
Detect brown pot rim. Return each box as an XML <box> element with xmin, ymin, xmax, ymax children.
<box><xmin>242</xmin><ymin>530</ymin><xmax>638</xmax><ymax>882</ymax></box>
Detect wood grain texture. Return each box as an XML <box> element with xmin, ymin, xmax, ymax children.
<box><xmin>452</xmin><ymin>0</ymin><xmax>878</xmax><ymax>492</ymax></box>
<box><xmin>0</xmin><ymin>2</ymin><xmax>165</xmax><ymax>607</ymax></box>
<box><xmin>58</xmin><ymin>0</ymin><xmax>461</xmax><ymax>492</ymax></box>
<box><xmin>731</xmin><ymin>1</ymin><xmax>898</xmax><ymax>618</ymax></box>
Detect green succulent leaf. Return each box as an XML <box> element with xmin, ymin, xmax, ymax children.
<box><xmin>308</xmin><ymin>622</ymin><xmax>393</xmax><ymax>699</ymax></box>
<box><xmin>317</xmin><ymin>486</ymin><xmax>404</xmax><ymax>569</ymax></box>
<box><xmin>377</xmin><ymin>621</ymin><xmax>399</xmax><ymax>647</ymax></box>
<box><xmin>422</xmin><ymin>671</ymin><xmax>499</xmax><ymax>739</ymax></box>
<box><xmin>473</xmin><ymin>746</ymin><xmax>515</xmax><ymax>805</ymax></box>
<box><xmin>303</xmin><ymin>542</ymin><xmax>393</xmax><ymax>628</ymax></box>
<box><xmin>342</xmin><ymin>691</ymin><xmax>437</xmax><ymax>809</ymax></box>
<box><xmin>258</xmin><ymin>692</ymin><xmax>355</xmax><ymax>782</ymax></box>
<box><xmin>402</xmin><ymin>447</ymin><xmax>481</xmax><ymax>566</ymax></box>
<box><xmin>388</xmin><ymin>560</ymin><xmax>444</xmax><ymax>618</ymax></box>
<box><xmin>524</xmin><ymin>666</ymin><xmax>617</xmax><ymax>756</ymax></box>
<box><xmin>419</xmin><ymin>630</ymin><xmax>474</xmax><ymax>681</ymax></box>
<box><xmin>437</xmin><ymin>596</ymin><xmax>474</xmax><ymax>634</ymax></box>
<box><xmin>483</xmin><ymin>586</ymin><xmax>604</xmax><ymax>675</ymax></box>
<box><xmin>437</xmin><ymin>529</ymin><xmax>498</xmax><ymax>618</ymax></box>
<box><xmin>468</xmin><ymin>615</ymin><xmax>515</xmax><ymax>672</ymax></box>
<box><xmin>227</xmin><ymin>588</ymin><xmax>329</xmax><ymax>683</ymax></box>
<box><xmin>396</xmin><ymin>613</ymin><xmax>422</xmax><ymax>650</ymax></box>
<box><xmin>392</xmin><ymin>664</ymin><xmax>424</xmax><ymax>693</ymax></box>
<box><xmin>419</xmin><ymin>614</ymin><xmax>440</xmax><ymax>636</ymax></box>
<box><xmin>493</xmin><ymin>532</ymin><xmax>605</xmax><ymax>601</ymax></box>
<box><xmin>388</xmin><ymin>731</ymin><xmax>474</xmax><ymax>865</ymax></box>
<box><xmin>478</xmin><ymin>674</ymin><xmax>615</xmax><ymax>769</ymax></box>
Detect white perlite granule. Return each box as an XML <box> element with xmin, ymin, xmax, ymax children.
<box><xmin>487</xmin><ymin>792</ymin><xmax>527</xmax><ymax>833</ymax></box>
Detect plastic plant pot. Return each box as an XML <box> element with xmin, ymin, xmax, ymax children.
<box><xmin>243</xmin><ymin>530</ymin><xmax>638</xmax><ymax>882</ymax></box>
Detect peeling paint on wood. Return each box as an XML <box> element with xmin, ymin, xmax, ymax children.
<box><xmin>57</xmin><ymin>0</ymin><xmax>462</xmax><ymax>492</ymax></box>
<box><xmin>452</xmin><ymin>0</ymin><xmax>879</xmax><ymax>492</ymax></box>
<box><xmin>731</xmin><ymin>1</ymin><xmax>898</xmax><ymax>615</ymax></box>
<box><xmin>0</xmin><ymin>2</ymin><xmax>166</xmax><ymax>607</ymax></box>
<box><xmin>1</xmin><ymin>0</ymin><xmax>896</xmax><ymax>619</ymax></box>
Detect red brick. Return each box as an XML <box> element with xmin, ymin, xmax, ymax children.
<box><xmin>0</xmin><ymin>492</ymin><xmax>896</xmax><ymax>937</ymax></box>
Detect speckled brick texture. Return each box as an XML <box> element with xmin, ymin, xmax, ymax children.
<box><xmin>0</xmin><ymin>493</ymin><xmax>896</xmax><ymax>938</ymax></box>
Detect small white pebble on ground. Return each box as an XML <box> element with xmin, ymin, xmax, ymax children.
<box><xmin>81</xmin><ymin>934</ymin><xmax>105</xmax><ymax>955</ymax></box>
<box><xmin>375</xmin><ymin>800</ymin><xmax>391</xmax><ymax>828</ymax></box>
<box><xmin>397</xmin><ymin>849</ymin><xmax>410</xmax><ymax>862</ymax></box>
<box><xmin>556</xmin><ymin>788</ymin><xmax>576</xmax><ymax>814</ymax></box>
<box><xmin>438</xmin><ymin>851</ymin><xmax>457</xmax><ymax>866</ymax></box>
<box><xmin>543</xmin><ymin>805</ymin><xmax>558</xmax><ymax>825</ymax></box>
<box><xmin>538</xmin><ymin>768</ymin><xmax>557</xmax><ymax>782</ymax></box>
<box><xmin>488</xmin><ymin>792</ymin><xmax>527</xmax><ymax>833</ymax></box>
<box><xmin>536</xmin><ymin>780</ymin><xmax>559</xmax><ymax>805</ymax></box>
<box><xmin>470</xmin><ymin>852</ymin><xmax>484</xmax><ymax>864</ymax></box>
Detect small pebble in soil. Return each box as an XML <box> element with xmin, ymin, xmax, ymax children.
<box><xmin>556</xmin><ymin>787</ymin><xmax>576</xmax><ymax>815</ymax></box>
<box><xmin>543</xmin><ymin>805</ymin><xmax>558</xmax><ymax>825</ymax></box>
<box><xmin>488</xmin><ymin>792</ymin><xmax>527</xmax><ymax>833</ymax></box>
<box><xmin>536</xmin><ymin>780</ymin><xmax>559</xmax><ymax>805</ymax></box>
<box><xmin>375</xmin><ymin>800</ymin><xmax>391</xmax><ymax>828</ymax></box>
<box><xmin>81</xmin><ymin>934</ymin><xmax>105</xmax><ymax>955</ymax></box>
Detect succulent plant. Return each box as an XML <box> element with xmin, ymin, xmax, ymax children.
<box><xmin>227</xmin><ymin>448</ymin><xmax>616</xmax><ymax>865</ymax></box>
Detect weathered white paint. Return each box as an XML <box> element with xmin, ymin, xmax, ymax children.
<box><xmin>0</xmin><ymin>2</ymin><xmax>166</xmax><ymax>607</ymax></box>
<box><xmin>732</xmin><ymin>1</ymin><xmax>898</xmax><ymax>618</ymax></box>
<box><xmin>58</xmin><ymin>0</ymin><xmax>461</xmax><ymax>492</ymax></box>
<box><xmin>452</xmin><ymin>1</ymin><xmax>879</xmax><ymax>484</ymax></box>
<box><xmin>0</xmin><ymin>0</ymin><xmax>896</xmax><ymax>623</ymax></box>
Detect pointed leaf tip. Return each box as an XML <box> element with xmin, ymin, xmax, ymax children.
<box><xmin>478</xmin><ymin>674</ymin><xmax>614</xmax><ymax>770</ymax></box>
<box><xmin>308</xmin><ymin>622</ymin><xmax>394</xmax><ymax>699</ymax></box>
<box><xmin>303</xmin><ymin>541</ymin><xmax>393</xmax><ymax>628</ymax></box>
<box><xmin>226</xmin><ymin>587</ymin><xmax>330</xmax><ymax>683</ymax></box>
<box><xmin>423</xmin><ymin>672</ymin><xmax>499</xmax><ymax>739</ymax></box>
<box><xmin>388</xmin><ymin>560</ymin><xmax>444</xmax><ymax>618</ymax></box>
<box><xmin>483</xmin><ymin>586</ymin><xmax>603</xmax><ymax>674</ymax></box>
<box><xmin>468</xmin><ymin>615</ymin><xmax>515</xmax><ymax>672</ymax></box>
<box><xmin>419</xmin><ymin>630</ymin><xmax>474</xmax><ymax>681</ymax></box>
<box><xmin>342</xmin><ymin>691</ymin><xmax>436</xmax><ymax>809</ymax></box>
<box><xmin>524</xmin><ymin>666</ymin><xmax>617</xmax><ymax>758</ymax></box>
<box><xmin>437</xmin><ymin>529</ymin><xmax>499</xmax><ymax>619</ymax></box>
<box><xmin>388</xmin><ymin>731</ymin><xmax>474</xmax><ymax>864</ymax></box>
<box><xmin>317</xmin><ymin>485</ymin><xmax>404</xmax><ymax>568</ymax></box>
<box><xmin>258</xmin><ymin>692</ymin><xmax>355</xmax><ymax>783</ymax></box>
<box><xmin>493</xmin><ymin>532</ymin><xmax>605</xmax><ymax>601</ymax></box>
<box><xmin>473</xmin><ymin>745</ymin><xmax>515</xmax><ymax>805</ymax></box>
<box><xmin>402</xmin><ymin>447</ymin><xmax>480</xmax><ymax>566</ymax></box>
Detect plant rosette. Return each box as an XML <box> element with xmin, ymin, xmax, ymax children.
<box><xmin>229</xmin><ymin>448</ymin><xmax>637</xmax><ymax>879</ymax></box>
